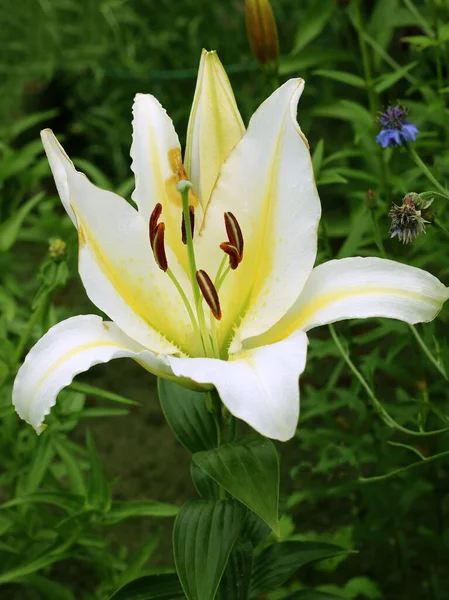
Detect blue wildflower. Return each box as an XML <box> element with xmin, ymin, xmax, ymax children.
<box><xmin>376</xmin><ymin>105</ymin><xmax>419</xmax><ymax>148</ymax></box>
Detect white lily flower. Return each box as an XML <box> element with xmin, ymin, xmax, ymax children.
<box><xmin>13</xmin><ymin>50</ymin><xmax>449</xmax><ymax>441</ymax></box>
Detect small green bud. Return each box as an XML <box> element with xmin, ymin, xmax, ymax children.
<box><xmin>48</xmin><ymin>238</ymin><xmax>67</xmax><ymax>261</ymax></box>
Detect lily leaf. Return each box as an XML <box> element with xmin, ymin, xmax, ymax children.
<box><xmin>158</xmin><ymin>378</ymin><xmax>216</xmax><ymax>453</ymax></box>
<box><xmin>173</xmin><ymin>498</ymin><xmax>245</xmax><ymax>600</ymax></box>
<box><xmin>193</xmin><ymin>434</ymin><xmax>280</xmax><ymax>535</ymax></box>
<box><xmin>109</xmin><ymin>574</ymin><xmax>183</xmax><ymax>600</ymax></box>
<box><xmin>249</xmin><ymin>541</ymin><xmax>351</xmax><ymax>598</ymax></box>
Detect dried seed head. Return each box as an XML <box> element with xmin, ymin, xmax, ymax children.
<box><xmin>181</xmin><ymin>205</ymin><xmax>195</xmax><ymax>245</ymax></box>
<box><xmin>152</xmin><ymin>222</ymin><xmax>168</xmax><ymax>271</ymax></box>
<box><xmin>245</xmin><ymin>0</ymin><xmax>279</xmax><ymax>73</ymax></box>
<box><xmin>149</xmin><ymin>203</ymin><xmax>162</xmax><ymax>247</ymax></box>
<box><xmin>388</xmin><ymin>194</ymin><xmax>429</xmax><ymax>244</ymax></box>
<box><xmin>196</xmin><ymin>269</ymin><xmax>222</xmax><ymax>320</ymax></box>
<box><xmin>224</xmin><ymin>212</ymin><xmax>244</xmax><ymax>260</ymax></box>
<box><xmin>220</xmin><ymin>242</ymin><xmax>240</xmax><ymax>270</ymax></box>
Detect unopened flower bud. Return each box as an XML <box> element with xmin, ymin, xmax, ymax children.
<box><xmin>245</xmin><ymin>0</ymin><xmax>279</xmax><ymax>74</ymax></box>
<box><xmin>48</xmin><ymin>239</ymin><xmax>67</xmax><ymax>261</ymax></box>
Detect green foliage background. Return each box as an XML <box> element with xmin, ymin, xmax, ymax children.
<box><xmin>1</xmin><ymin>0</ymin><xmax>449</xmax><ymax>599</ymax></box>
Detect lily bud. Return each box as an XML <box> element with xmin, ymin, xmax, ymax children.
<box><xmin>185</xmin><ymin>50</ymin><xmax>245</xmax><ymax>210</ymax></box>
<box><xmin>245</xmin><ymin>0</ymin><xmax>280</xmax><ymax>74</ymax></box>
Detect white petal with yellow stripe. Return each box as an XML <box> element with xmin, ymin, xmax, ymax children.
<box><xmin>254</xmin><ymin>257</ymin><xmax>449</xmax><ymax>346</ymax></box>
<box><xmin>168</xmin><ymin>330</ymin><xmax>308</xmax><ymax>441</ymax></box>
<box><xmin>41</xmin><ymin>130</ymin><xmax>199</xmax><ymax>357</ymax></box>
<box><xmin>12</xmin><ymin>315</ymin><xmax>180</xmax><ymax>434</ymax></box>
<box><xmin>195</xmin><ymin>79</ymin><xmax>321</xmax><ymax>354</ymax></box>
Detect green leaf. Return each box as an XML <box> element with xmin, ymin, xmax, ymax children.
<box><xmin>23</xmin><ymin>432</ymin><xmax>55</xmax><ymax>494</ymax></box>
<box><xmin>314</xmin><ymin>69</ymin><xmax>365</xmax><ymax>89</ymax></box>
<box><xmin>109</xmin><ymin>574</ymin><xmax>183</xmax><ymax>600</ymax></box>
<box><xmin>291</xmin><ymin>0</ymin><xmax>335</xmax><ymax>55</ymax></box>
<box><xmin>86</xmin><ymin>430</ymin><xmax>110</xmax><ymax>511</ymax></box>
<box><xmin>158</xmin><ymin>378</ymin><xmax>217</xmax><ymax>453</ymax></box>
<box><xmin>173</xmin><ymin>499</ymin><xmax>245</xmax><ymax>600</ymax></box>
<box><xmin>374</xmin><ymin>61</ymin><xmax>419</xmax><ymax>93</ymax></box>
<box><xmin>191</xmin><ymin>461</ymin><xmax>219</xmax><ymax>499</ymax></box>
<box><xmin>248</xmin><ymin>541</ymin><xmax>350</xmax><ymax>598</ymax></box>
<box><xmin>290</xmin><ymin>592</ymin><xmax>345</xmax><ymax>600</ymax></box>
<box><xmin>69</xmin><ymin>381</ymin><xmax>140</xmax><ymax>406</ymax></box>
<box><xmin>116</xmin><ymin>532</ymin><xmax>162</xmax><ymax>588</ymax></box>
<box><xmin>312</xmin><ymin>139</ymin><xmax>324</xmax><ymax>178</ymax></box>
<box><xmin>193</xmin><ymin>435</ymin><xmax>280</xmax><ymax>534</ymax></box>
<box><xmin>216</xmin><ymin>539</ymin><xmax>253</xmax><ymax>600</ymax></box>
<box><xmin>400</xmin><ymin>35</ymin><xmax>435</xmax><ymax>49</ymax></box>
<box><xmin>102</xmin><ymin>501</ymin><xmax>179</xmax><ymax>524</ymax></box>
<box><xmin>0</xmin><ymin>547</ymin><xmax>69</xmax><ymax>585</ymax></box>
<box><xmin>0</xmin><ymin>192</ymin><xmax>44</xmax><ymax>252</ymax></box>
<box><xmin>52</xmin><ymin>436</ymin><xmax>87</xmax><ymax>496</ymax></box>
<box><xmin>1</xmin><ymin>492</ymin><xmax>84</xmax><ymax>513</ymax></box>
<box><xmin>18</xmin><ymin>575</ymin><xmax>76</xmax><ymax>600</ymax></box>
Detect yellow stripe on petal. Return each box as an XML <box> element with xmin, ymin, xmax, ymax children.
<box><xmin>251</xmin><ymin>257</ymin><xmax>449</xmax><ymax>348</ymax></box>
<box><xmin>12</xmin><ymin>316</ymin><xmax>179</xmax><ymax>433</ymax></box>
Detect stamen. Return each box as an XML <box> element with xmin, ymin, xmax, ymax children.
<box><xmin>196</xmin><ymin>270</ymin><xmax>222</xmax><ymax>320</ymax></box>
<box><xmin>152</xmin><ymin>222</ymin><xmax>168</xmax><ymax>272</ymax></box>
<box><xmin>220</xmin><ymin>242</ymin><xmax>240</xmax><ymax>270</ymax></box>
<box><xmin>149</xmin><ymin>203</ymin><xmax>162</xmax><ymax>247</ymax></box>
<box><xmin>224</xmin><ymin>212</ymin><xmax>244</xmax><ymax>261</ymax></box>
<box><xmin>181</xmin><ymin>205</ymin><xmax>195</xmax><ymax>245</ymax></box>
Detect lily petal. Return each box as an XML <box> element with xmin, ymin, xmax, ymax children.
<box><xmin>168</xmin><ymin>331</ymin><xmax>308</xmax><ymax>441</ymax></box>
<box><xmin>185</xmin><ymin>50</ymin><xmax>245</xmax><ymax>211</ymax></box>
<box><xmin>41</xmin><ymin>130</ymin><xmax>197</xmax><ymax>355</ymax></box>
<box><xmin>197</xmin><ymin>79</ymin><xmax>321</xmax><ymax>354</ymax></box>
<box><xmin>131</xmin><ymin>94</ymin><xmax>202</xmax><ymax>271</ymax></box>
<box><xmin>256</xmin><ymin>257</ymin><xmax>449</xmax><ymax>345</ymax></box>
<box><xmin>12</xmin><ymin>315</ymin><xmax>177</xmax><ymax>433</ymax></box>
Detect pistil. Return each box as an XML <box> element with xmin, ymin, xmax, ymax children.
<box><xmin>177</xmin><ymin>180</ymin><xmax>215</xmax><ymax>357</ymax></box>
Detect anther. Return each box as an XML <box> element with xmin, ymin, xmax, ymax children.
<box><xmin>149</xmin><ymin>203</ymin><xmax>162</xmax><ymax>247</ymax></box>
<box><xmin>220</xmin><ymin>242</ymin><xmax>240</xmax><ymax>270</ymax></box>
<box><xmin>224</xmin><ymin>212</ymin><xmax>244</xmax><ymax>262</ymax></box>
<box><xmin>152</xmin><ymin>222</ymin><xmax>168</xmax><ymax>272</ymax></box>
<box><xmin>181</xmin><ymin>205</ymin><xmax>195</xmax><ymax>245</ymax></box>
<box><xmin>196</xmin><ymin>270</ymin><xmax>222</xmax><ymax>320</ymax></box>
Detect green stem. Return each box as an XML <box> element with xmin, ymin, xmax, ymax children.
<box><xmin>359</xmin><ymin>448</ymin><xmax>449</xmax><ymax>483</ymax></box>
<box><xmin>166</xmin><ymin>267</ymin><xmax>201</xmax><ymax>339</ymax></box>
<box><xmin>352</xmin><ymin>0</ymin><xmax>390</xmax><ymax>202</ymax></box>
<box><xmin>329</xmin><ymin>324</ymin><xmax>449</xmax><ymax>436</ymax></box>
<box><xmin>13</xmin><ymin>297</ymin><xmax>48</xmax><ymax>367</ymax></box>
<box><xmin>408</xmin><ymin>324</ymin><xmax>448</xmax><ymax>380</ymax></box>
<box><xmin>407</xmin><ymin>145</ymin><xmax>449</xmax><ymax>198</ymax></box>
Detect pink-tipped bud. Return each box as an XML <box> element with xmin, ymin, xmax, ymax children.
<box><xmin>152</xmin><ymin>222</ymin><xmax>168</xmax><ymax>272</ymax></box>
<box><xmin>196</xmin><ymin>269</ymin><xmax>222</xmax><ymax>320</ymax></box>
<box><xmin>181</xmin><ymin>205</ymin><xmax>195</xmax><ymax>245</ymax></box>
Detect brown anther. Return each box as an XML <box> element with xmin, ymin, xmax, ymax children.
<box><xmin>181</xmin><ymin>205</ymin><xmax>195</xmax><ymax>245</ymax></box>
<box><xmin>149</xmin><ymin>203</ymin><xmax>163</xmax><ymax>247</ymax></box>
<box><xmin>224</xmin><ymin>212</ymin><xmax>244</xmax><ymax>262</ymax></box>
<box><xmin>196</xmin><ymin>269</ymin><xmax>222</xmax><ymax>320</ymax></box>
<box><xmin>152</xmin><ymin>222</ymin><xmax>168</xmax><ymax>272</ymax></box>
<box><xmin>220</xmin><ymin>242</ymin><xmax>240</xmax><ymax>270</ymax></box>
